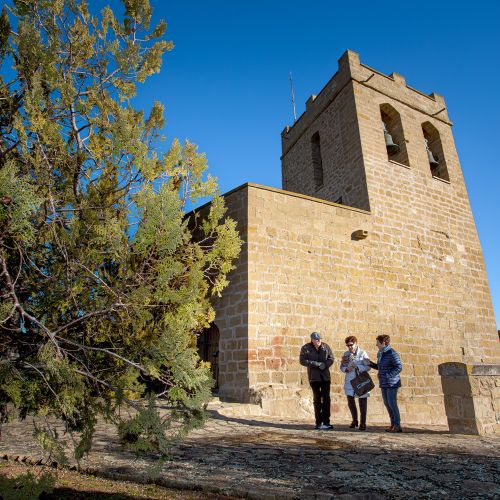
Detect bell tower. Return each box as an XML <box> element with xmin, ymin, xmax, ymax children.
<box><xmin>280</xmin><ymin>50</ymin><xmax>457</xmax><ymax>213</ymax></box>
<box><xmin>281</xmin><ymin>50</ymin><xmax>498</xmax><ymax>363</ymax></box>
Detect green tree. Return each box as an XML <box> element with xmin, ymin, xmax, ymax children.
<box><xmin>0</xmin><ymin>0</ymin><xmax>241</xmax><ymax>464</ymax></box>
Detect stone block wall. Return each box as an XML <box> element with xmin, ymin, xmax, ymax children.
<box><xmin>214</xmin><ymin>181</ymin><xmax>499</xmax><ymax>427</ymax></box>
<box><xmin>244</xmin><ymin>184</ymin><xmax>377</xmax><ymax>421</ymax></box>
<box><xmin>439</xmin><ymin>363</ymin><xmax>500</xmax><ymax>435</ymax></box>
<box><xmin>471</xmin><ymin>366</ymin><xmax>500</xmax><ymax>435</ymax></box>
<box><xmin>343</xmin><ymin>50</ymin><xmax>498</xmax><ymax>364</ymax></box>
<box><xmin>210</xmin><ymin>187</ymin><xmax>249</xmax><ymax>401</ymax></box>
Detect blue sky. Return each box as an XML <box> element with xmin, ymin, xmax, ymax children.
<box><xmin>10</xmin><ymin>0</ymin><xmax>496</xmax><ymax>327</ymax></box>
<box><xmin>128</xmin><ymin>0</ymin><xmax>500</xmax><ymax>327</ymax></box>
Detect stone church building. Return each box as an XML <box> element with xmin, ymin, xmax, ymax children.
<box><xmin>198</xmin><ymin>50</ymin><xmax>499</xmax><ymax>434</ymax></box>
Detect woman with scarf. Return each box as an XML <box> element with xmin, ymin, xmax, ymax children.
<box><xmin>340</xmin><ymin>336</ymin><xmax>371</xmax><ymax>431</ymax></box>
<box><xmin>365</xmin><ymin>334</ymin><xmax>403</xmax><ymax>432</ymax></box>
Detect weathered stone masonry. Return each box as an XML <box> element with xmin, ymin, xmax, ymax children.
<box><xmin>210</xmin><ymin>50</ymin><xmax>499</xmax><ymax>433</ymax></box>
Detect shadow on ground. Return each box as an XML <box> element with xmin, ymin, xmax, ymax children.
<box><xmin>166</xmin><ymin>435</ymin><xmax>500</xmax><ymax>498</ymax></box>
<box><xmin>2</xmin><ymin>409</ymin><xmax>499</xmax><ymax>499</ymax></box>
<box><xmin>206</xmin><ymin>409</ymin><xmax>451</xmax><ymax>434</ymax></box>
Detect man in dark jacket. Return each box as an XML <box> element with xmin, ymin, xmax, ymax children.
<box><xmin>299</xmin><ymin>332</ymin><xmax>335</xmax><ymax>430</ymax></box>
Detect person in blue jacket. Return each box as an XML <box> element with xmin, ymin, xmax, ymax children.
<box><xmin>365</xmin><ymin>334</ymin><xmax>403</xmax><ymax>432</ymax></box>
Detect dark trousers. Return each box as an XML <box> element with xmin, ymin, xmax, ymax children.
<box><xmin>381</xmin><ymin>387</ymin><xmax>400</xmax><ymax>426</ymax></box>
<box><xmin>347</xmin><ymin>395</ymin><xmax>367</xmax><ymax>425</ymax></box>
<box><xmin>310</xmin><ymin>380</ymin><xmax>331</xmax><ymax>425</ymax></box>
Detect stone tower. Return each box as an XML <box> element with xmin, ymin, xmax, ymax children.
<box><xmin>208</xmin><ymin>50</ymin><xmax>499</xmax><ymax>433</ymax></box>
<box><xmin>281</xmin><ymin>50</ymin><xmax>497</xmax><ymax>365</ymax></box>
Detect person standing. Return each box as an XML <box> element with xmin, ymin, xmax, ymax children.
<box><xmin>299</xmin><ymin>332</ymin><xmax>334</xmax><ymax>430</ymax></box>
<box><xmin>365</xmin><ymin>334</ymin><xmax>403</xmax><ymax>432</ymax></box>
<box><xmin>340</xmin><ymin>336</ymin><xmax>371</xmax><ymax>431</ymax></box>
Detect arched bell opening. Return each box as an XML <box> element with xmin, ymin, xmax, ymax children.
<box><xmin>422</xmin><ymin>122</ymin><xmax>449</xmax><ymax>181</ymax></box>
<box><xmin>197</xmin><ymin>323</ymin><xmax>220</xmax><ymax>391</ymax></box>
<box><xmin>380</xmin><ymin>104</ymin><xmax>409</xmax><ymax>167</ymax></box>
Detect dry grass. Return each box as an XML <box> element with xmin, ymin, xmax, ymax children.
<box><xmin>0</xmin><ymin>460</ymin><xmax>238</xmax><ymax>499</ymax></box>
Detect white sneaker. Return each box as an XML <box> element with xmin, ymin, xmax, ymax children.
<box><xmin>319</xmin><ymin>424</ymin><xmax>333</xmax><ymax>430</ymax></box>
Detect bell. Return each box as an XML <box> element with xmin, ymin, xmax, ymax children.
<box><xmin>383</xmin><ymin>123</ymin><xmax>400</xmax><ymax>155</ymax></box>
<box><xmin>425</xmin><ymin>140</ymin><xmax>439</xmax><ymax>169</ymax></box>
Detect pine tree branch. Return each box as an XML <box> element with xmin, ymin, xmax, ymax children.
<box><xmin>0</xmin><ymin>254</ymin><xmax>60</xmax><ymax>352</ymax></box>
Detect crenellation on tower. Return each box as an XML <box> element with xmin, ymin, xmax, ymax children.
<box><xmin>282</xmin><ymin>50</ymin><xmax>452</xmax><ymax>157</ymax></box>
<box><xmin>281</xmin><ymin>51</ymin><xmax>354</xmax><ymax>156</ymax></box>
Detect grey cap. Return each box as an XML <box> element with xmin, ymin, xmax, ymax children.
<box><xmin>310</xmin><ymin>332</ymin><xmax>321</xmax><ymax>340</ymax></box>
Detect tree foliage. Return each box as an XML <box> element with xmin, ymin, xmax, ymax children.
<box><xmin>0</xmin><ymin>0</ymin><xmax>241</xmax><ymax>463</ymax></box>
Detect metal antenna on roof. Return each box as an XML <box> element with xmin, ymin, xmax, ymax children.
<box><xmin>289</xmin><ymin>72</ymin><xmax>297</xmax><ymax>123</ymax></box>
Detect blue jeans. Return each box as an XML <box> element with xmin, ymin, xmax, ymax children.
<box><xmin>381</xmin><ymin>387</ymin><xmax>400</xmax><ymax>426</ymax></box>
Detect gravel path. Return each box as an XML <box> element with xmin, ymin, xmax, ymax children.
<box><xmin>1</xmin><ymin>400</ymin><xmax>499</xmax><ymax>499</ymax></box>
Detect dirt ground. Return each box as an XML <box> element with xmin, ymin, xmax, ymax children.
<box><xmin>0</xmin><ymin>461</ymin><xmax>239</xmax><ymax>499</ymax></box>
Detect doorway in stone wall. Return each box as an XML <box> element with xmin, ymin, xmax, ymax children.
<box><xmin>197</xmin><ymin>323</ymin><xmax>220</xmax><ymax>391</ymax></box>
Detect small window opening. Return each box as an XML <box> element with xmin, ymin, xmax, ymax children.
<box><xmin>311</xmin><ymin>132</ymin><xmax>324</xmax><ymax>190</ymax></box>
<box><xmin>422</xmin><ymin>122</ymin><xmax>449</xmax><ymax>181</ymax></box>
<box><xmin>380</xmin><ymin>104</ymin><xmax>409</xmax><ymax>167</ymax></box>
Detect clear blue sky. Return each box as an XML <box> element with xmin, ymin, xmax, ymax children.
<box><xmin>54</xmin><ymin>0</ymin><xmax>495</xmax><ymax>329</ymax></box>
<box><xmin>127</xmin><ymin>0</ymin><xmax>500</xmax><ymax>328</ymax></box>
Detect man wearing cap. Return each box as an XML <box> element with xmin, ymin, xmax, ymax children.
<box><xmin>299</xmin><ymin>332</ymin><xmax>335</xmax><ymax>430</ymax></box>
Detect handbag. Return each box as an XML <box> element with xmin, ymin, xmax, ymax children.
<box><xmin>350</xmin><ymin>368</ymin><xmax>375</xmax><ymax>396</ymax></box>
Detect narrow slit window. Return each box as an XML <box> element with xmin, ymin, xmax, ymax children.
<box><xmin>311</xmin><ymin>132</ymin><xmax>324</xmax><ymax>190</ymax></box>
